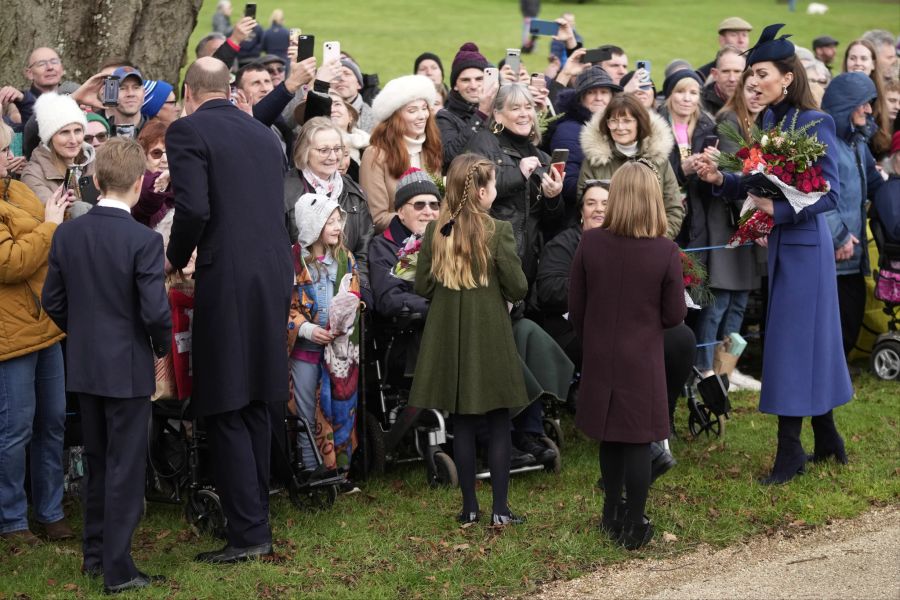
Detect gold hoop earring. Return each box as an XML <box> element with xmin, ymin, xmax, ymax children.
<box><xmin>491</xmin><ymin>122</ymin><xmax>504</xmax><ymax>135</ymax></box>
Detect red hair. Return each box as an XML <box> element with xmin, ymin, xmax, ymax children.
<box><xmin>368</xmin><ymin>108</ymin><xmax>442</xmax><ymax>179</ymax></box>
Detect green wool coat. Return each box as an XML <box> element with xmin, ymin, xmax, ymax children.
<box><xmin>409</xmin><ymin>219</ymin><xmax>529</xmax><ymax>415</ymax></box>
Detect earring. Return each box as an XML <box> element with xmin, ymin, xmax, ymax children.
<box><xmin>491</xmin><ymin>122</ymin><xmax>505</xmax><ymax>135</ymax></box>
<box><xmin>782</xmin><ymin>85</ymin><xmax>788</xmax><ymax>96</ymax></box>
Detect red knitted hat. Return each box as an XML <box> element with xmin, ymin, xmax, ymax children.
<box><xmin>450</xmin><ymin>42</ymin><xmax>491</xmax><ymax>88</ymax></box>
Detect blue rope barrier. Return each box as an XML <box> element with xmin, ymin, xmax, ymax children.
<box><xmin>681</xmin><ymin>242</ymin><xmax>753</xmax><ymax>253</ymax></box>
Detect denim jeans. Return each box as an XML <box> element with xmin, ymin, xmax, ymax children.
<box><xmin>693</xmin><ymin>289</ymin><xmax>750</xmax><ymax>371</ymax></box>
<box><xmin>0</xmin><ymin>343</ymin><xmax>66</xmax><ymax>533</ymax></box>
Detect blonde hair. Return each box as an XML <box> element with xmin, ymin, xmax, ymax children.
<box><xmin>0</xmin><ymin>122</ymin><xmax>11</xmax><ymax>149</ymax></box>
<box><xmin>602</xmin><ymin>161</ymin><xmax>667</xmax><ymax>238</ymax></box>
<box><xmin>664</xmin><ymin>77</ymin><xmax>701</xmax><ymax>140</ymax></box>
<box><xmin>431</xmin><ymin>154</ymin><xmax>495</xmax><ymax>290</ymax></box>
<box><xmin>95</xmin><ymin>138</ymin><xmax>146</xmax><ymax>194</ymax></box>
<box><xmin>294</xmin><ymin>116</ymin><xmax>343</xmax><ymax>171</ymax></box>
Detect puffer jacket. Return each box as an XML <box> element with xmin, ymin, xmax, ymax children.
<box><xmin>577</xmin><ymin>109</ymin><xmax>684</xmax><ymax>240</ymax></box>
<box><xmin>0</xmin><ymin>178</ymin><xmax>64</xmax><ymax>361</ymax></box>
<box><xmin>821</xmin><ymin>72</ymin><xmax>884</xmax><ymax>276</ymax></box>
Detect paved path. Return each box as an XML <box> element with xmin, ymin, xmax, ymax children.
<box><xmin>535</xmin><ymin>505</ymin><xmax>900</xmax><ymax>599</ymax></box>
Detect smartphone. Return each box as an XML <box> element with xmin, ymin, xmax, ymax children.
<box><xmin>505</xmin><ymin>48</ymin><xmax>521</xmax><ymax>80</ymax></box>
<box><xmin>63</xmin><ymin>167</ymin><xmax>75</xmax><ymax>190</ymax></box>
<box><xmin>244</xmin><ymin>3</ymin><xmax>256</xmax><ymax>18</ymax></box>
<box><xmin>528</xmin><ymin>19</ymin><xmax>560</xmax><ymax>37</ymax></box>
<box><xmin>550</xmin><ymin>148</ymin><xmax>569</xmax><ymax>177</ymax></box>
<box><xmin>530</xmin><ymin>74</ymin><xmax>546</xmax><ymax>89</ymax></box>
<box><xmin>297</xmin><ymin>35</ymin><xmax>315</xmax><ymax>62</ymax></box>
<box><xmin>323</xmin><ymin>41</ymin><xmax>341</xmax><ymax>65</ymax></box>
<box><xmin>636</xmin><ymin>60</ymin><xmax>652</xmax><ymax>74</ymax></box>
<box><xmin>702</xmin><ymin>135</ymin><xmax>719</xmax><ymax>149</ymax></box>
<box><xmin>483</xmin><ymin>67</ymin><xmax>499</xmax><ymax>84</ymax></box>
<box><xmin>101</xmin><ymin>76</ymin><xmax>119</xmax><ymax>107</ymax></box>
<box><xmin>582</xmin><ymin>48</ymin><xmax>610</xmax><ymax>64</ymax></box>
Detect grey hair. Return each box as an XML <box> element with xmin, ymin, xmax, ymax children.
<box><xmin>489</xmin><ymin>83</ymin><xmax>541</xmax><ymax>144</ymax></box>
<box><xmin>195</xmin><ymin>33</ymin><xmax>226</xmax><ymax>58</ymax></box>
<box><xmin>293</xmin><ymin>116</ymin><xmax>344</xmax><ymax>171</ymax></box>
<box><xmin>216</xmin><ymin>1</ymin><xmax>231</xmax><ymax>10</ymax></box>
<box><xmin>862</xmin><ymin>29</ymin><xmax>897</xmax><ymax>50</ymax></box>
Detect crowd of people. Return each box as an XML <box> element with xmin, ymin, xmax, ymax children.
<box><xmin>1</xmin><ymin>5</ymin><xmax>899</xmax><ymax>592</ymax></box>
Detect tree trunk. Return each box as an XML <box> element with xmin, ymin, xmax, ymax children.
<box><xmin>0</xmin><ymin>0</ymin><xmax>203</xmax><ymax>89</ymax></box>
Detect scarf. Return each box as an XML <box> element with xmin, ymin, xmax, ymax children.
<box><xmin>302</xmin><ymin>168</ymin><xmax>344</xmax><ymax>200</ymax></box>
<box><xmin>404</xmin><ymin>134</ymin><xmax>425</xmax><ymax>169</ymax></box>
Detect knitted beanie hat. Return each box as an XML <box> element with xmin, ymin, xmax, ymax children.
<box><xmin>413</xmin><ymin>52</ymin><xmax>444</xmax><ymax>78</ymax></box>
<box><xmin>294</xmin><ymin>193</ymin><xmax>342</xmax><ymax>250</ymax></box>
<box><xmin>661</xmin><ymin>69</ymin><xmax>704</xmax><ymax>99</ymax></box>
<box><xmin>85</xmin><ymin>112</ymin><xmax>111</xmax><ymax>134</ymax></box>
<box><xmin>372</xmin><ymin>75</ymin><xmax>438</xmax><ymax>123</ymax></box>
<box><xmin>35</xmin><ymin>93</ymin><xmax>88</xmax><ymax>145</ymax></box>
<box><xmin>141</xmin><ymin>80</ymin><xmax>175</xmax><ymax>119</ymax></box>
<box><xmin>394</xmin><ymin>167</ymin><xmax>441</xmax><ymax>210</ymax></box>
<box><xmin>340</xmin><ymin>59</ymin><xmax>364</xmax><ymax>87</ymax></box>
<box><xmin>450</xmin><ymin>42</ymin><xmax>490</xmax><ymax>88</ymax></box>
<box><xmin>575</xmin><ymin>66</ymin><xmax>623</xmax><ymax>99</ymax></box>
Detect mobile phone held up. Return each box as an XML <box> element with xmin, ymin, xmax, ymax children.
<box><xmin>483</xmin><ymin>67</ymin><xmax>499</xmax><ymax>84</ymax></box>
<box><xmin>244</xmin><ymin>3</ymin><xmax>256</xmax><ymax>18</ymax></box>
<box><xmin>505</xmin><ymin>49</ymin><xmax>521</xmax><ymax>82</ymax></box>
<box><xmin>528</xmin><ymin>19</ymin><xmax>560</xmax><ymax>37</ymax></box>
<box><xmin>550</xmin><ymin>149</ymin><xmax>569</xmax><ymax>177</ymax></box>
<box><xmin>323</xmin><ymin>41</ymin><xmax>341</xmax><ymax>65</ymax></box>
<box><xmin>296</xmin><ymin>35</ymin><xmax>315</xmax><ymax>62</ymax></box>
<box><xmin>636</xmin><ymin>60</ymin><xmax>653</xmax><ymax>87</ymax></box>
<box><xmin>101</xmin><ymin>76</ymin><xmax>120</xmax><ymax>107</ymax></box>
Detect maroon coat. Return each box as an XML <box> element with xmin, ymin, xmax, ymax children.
<box><xmin>568</xmin><ymin>229</ymin><xmax>686</xmax><ymax>443</ymax></box>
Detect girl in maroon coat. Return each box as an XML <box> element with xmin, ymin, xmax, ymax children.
<box><xmin>568</xmin><ymin>160</ymin><xmax>687</xmax><ymax>549</ymax></box>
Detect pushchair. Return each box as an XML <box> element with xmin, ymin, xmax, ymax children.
<box><xmin>683</xmin><ymin>367</ymin><xmax>731</xmax><ymax>438</ymax></box>
<box><xmin>869</xmin><ymin>212</ymin><xmax>900</xmax><ymax>380</ymax></box>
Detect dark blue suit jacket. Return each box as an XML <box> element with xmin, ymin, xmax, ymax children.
<box><xmin>42</xmin><ymin>205</ymin><xmax>171</xmax><ymax>398</ymax></box>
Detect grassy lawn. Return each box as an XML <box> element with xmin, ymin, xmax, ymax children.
<box><xmin>186</xmin><ymin>0</ymin><xmax>899</xmax><ymax>84</ymax></box>
<box><xmin>2</xmin><ymin>371</ymin><xmax>898</xmax><ymax>599</ymax></box>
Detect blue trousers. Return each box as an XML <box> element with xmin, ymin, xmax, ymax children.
<box><xmin>693</xmin><ymin>289</ymin><xmax>749</xmax><ymax>371</ymax></box>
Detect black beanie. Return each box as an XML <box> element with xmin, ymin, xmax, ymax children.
<box><xmin>414</xmin><ymin>52</ymin><xmax>444</xmax><ymax>79</ymax></box>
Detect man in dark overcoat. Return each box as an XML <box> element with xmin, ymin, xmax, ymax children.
<box><xmin>165</xmin><ymin>57</ymin><xmax>293</xmax><ymax>563</ymax></box>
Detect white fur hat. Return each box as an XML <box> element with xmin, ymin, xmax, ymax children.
<box><xmin>371</xmin><ymin>75</ymin><xmax>437</xmax><ymax>124</ymax></box>
<box><xmin>35</xmin><ymin>93</ymin><xmax>88</xmax><ymax>146</ymax></box>
<box><xmin>294</xmin><ymin>193</ymin><xmax>342</xmax><ymax>250</ymax></box>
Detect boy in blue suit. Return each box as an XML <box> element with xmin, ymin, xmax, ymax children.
<box><xmin>42</xmin><ymin>138</ymin><xmax>171</xmax><ymax>594</ymax></box>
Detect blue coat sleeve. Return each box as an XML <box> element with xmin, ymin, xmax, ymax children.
<box><xmin>550</xmin><ymin>119</ymin><xmax>585</xmax><ymax>208</ymax></box>
<box><xmin>252</xmin><ymin>83</ymin><xmax>293</xmax><ymax>127</ymax></box>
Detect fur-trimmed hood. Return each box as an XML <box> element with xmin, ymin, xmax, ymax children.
<box><xmin>579</xmin><ymin>108</ymin><xmax>675</xmax><ymax>168</ymax></box>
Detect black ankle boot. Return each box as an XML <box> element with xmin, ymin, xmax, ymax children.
<box><xmin>599</xmin><ymin>499</ymin><xmax>626</xmax><ymax>540</ymax></box>
<box><xmin>760</xmin><ymin>416</ymin><xmax>807</xmax><ymax>485</ymax></box>
<box><xmin>619</xmin><ymin>516</ymin><xmax>653</xmax><ymax>550</ymax></box>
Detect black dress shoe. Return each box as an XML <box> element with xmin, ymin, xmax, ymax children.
<box><xmin>510</xmin><ymin>447</ymin><xmax>536</xmax><ymax>469</ymax></box>
<box><xmin>619</xmin><ymin>517</ymin><xmax>654</xmax><ymax>550</ymax></box>
<box><xmin>104</xmin><ymin>574</ymin><xmax>151</xmax><ymax>595</ymax></box>
<box><xmin>456</xmin><ymin>510</ymin><xmax>480</xmax><ymax>524</ymax></box>
<box><xmin>491</xmin><ymin>512</ymin><xmax>525</xmax><ymax>526</ymax></box>
<box><xmin>195</xmin><ymin>542</ymin><xmax>274</xmax><ymax>564</ymax></box>
<box><xmin>650</xmin><ymin>443</ymin><xmax>677</xmax><ymax>483</ymax></box>
<box><xmin>517</xmin><ymin>433</ymin><xmax>558</xmax><ymax>464</ymax></box>
<box><xmin>599</xmin><ymin>499</ymin><xmax>627</xmax><ymax>540</ymax></box>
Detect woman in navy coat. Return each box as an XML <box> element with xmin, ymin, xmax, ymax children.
<box><xmin>697</xmin><ymin>24</ymin><xmax>852</xmax><ymax>484</ymax></box>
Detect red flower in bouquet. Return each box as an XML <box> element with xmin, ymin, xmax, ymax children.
<box><xmin>680</xmin><ymin>250</ymin><xmax>713</xmax><ymax>307</ymax></box>
<box><xmin>716</xmin><ymin>114</ymin><xmax>830</xmax><ymax>248</ymax></box>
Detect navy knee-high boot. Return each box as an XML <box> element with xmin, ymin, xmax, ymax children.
<box><xmin>809</xmin><ymin>410</ymin><xmax>848</xmax><ymax>464</ymax></box>
<box><xmin>760</xmin><ymin>416</ymin><xmax>806</xmax><ymax>485</ymax></box>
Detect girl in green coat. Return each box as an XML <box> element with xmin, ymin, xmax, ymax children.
<box><xmin>410</xmin><ymin>153</ymin><xmax>529</xmax><ymax>526</ymax></box>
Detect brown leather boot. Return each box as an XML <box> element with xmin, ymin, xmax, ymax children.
<box><xmin>0</xmin><ymin>529</ymin><xmax>41</xmax><ymax>546</ymax></box>
<box><xmin>40</xmin><ymin>518</ymin><xmax>75</xmax><ymax>541</ymax></box>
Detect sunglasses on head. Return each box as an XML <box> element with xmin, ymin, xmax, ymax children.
<box><xmin>410</xmin><ymin>200</ymin><xmax>441</xmax><ymax>211</ymax></box>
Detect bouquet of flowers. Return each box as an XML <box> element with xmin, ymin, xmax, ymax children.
<box><xmin>391</xmin><ymin>234</ymin><xmax>423</xmax><ymax>282</ymax></box>
<box><xmin>680</xmin><ymin>250</ymin><xmax>713</xmax><ymax>309</ymax></box>
<box><xmin>716</xmin><ymin>113</ymin><xmax>830</xmax><ymax>248</ymax></box>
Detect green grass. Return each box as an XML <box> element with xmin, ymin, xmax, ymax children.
<box><xmin>186</xmin><ymin>0</ymin><xmax>899</xmax><ymax>85</ymax></box>
<box><xmin>2</xmin><ymin>372</ymin><xmax>898</xmax><ymax>599</ymax></box>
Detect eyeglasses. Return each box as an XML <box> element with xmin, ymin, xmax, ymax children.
<box><xmin>28</xmin><ymin>58</ymin><xmax>61</xmax><ymax>70</ymax></box>
<box><xmin>149</xmin><ymin>148</ymin><xmax>167</xmax><ymax>159</ymax></box>
<box><xmin>267</xmin><ymin>66</ymin><xmax>286</xmax><ymax>74</ymax></box>
<box><xmin>84</xmin><ymin>133</ymin><xmax>109</xmax><ymax>144</ymax></box>
<box><xmin>410</xmin><ymin>200</ymin><xmax>441</xmax><ymax>211</ymax></box>
<box><xmin>312</xmin><ymin>146</ymin><xmax>344</xmax><ymax>157</ymax></box>
<box><xmin>607</xmin><ymin>117</ymin><xmax>636</xmax><ymax>128</ymax></box>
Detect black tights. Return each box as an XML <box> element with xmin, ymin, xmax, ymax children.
<box><xmin>599</xmin><ymin>442</ymin><xmax>651</xmax><ymax>525</ymax></box>
<box><xmin>453</xmin><ymin>409</ymin><xmax>511</xmax><ymax>516</ymax></box>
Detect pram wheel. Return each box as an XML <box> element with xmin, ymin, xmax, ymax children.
<box><xmin>429</xmin><ymin>452</ymin><xmax>458</xmax><ymax>488</ymax></box>
<box><xmin>871</xmin><ymin>339</ymin><xmax>900</xmax><ymax>380</ymax></box>
<box><xmin>688</xmin><ymin>403</ymin><xmax>722</xmax><ymax>438</ymax></box>
<box><xmin>543</xmin><ymin>419</ymin><xmax>564</xmax><ymax>450</ymax></box>
<box><xmin>185</xmin><ymin>489</ymin><xmax>227</xmax><ymax>539</ymax></box>
<box><xmin>289</xmin><ymin>483</ymin><xmax>338</xmax><ymax>512</ymax></box>
<box><xmin>540</xmin><ymin>436</ymin><xmax>562</xmax><ymax>474</ymax></box>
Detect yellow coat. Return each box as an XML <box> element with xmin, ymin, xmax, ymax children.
<box><xmin>0</xmin><ymin>179</ymin><xmax>64</xmax><ymax>361</ymax></box>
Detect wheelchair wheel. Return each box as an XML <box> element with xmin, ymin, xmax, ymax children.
<box><xmin>185</xmin><ymin>489</ymin><xmax>227</xmax><ymax>539</ymax></box>
<box><xmin>543</xmin><ymin>419</ymin><xmax>564</xmax><ymax>450</ymax></box>
<box><xmin>688</xmin><ymin>403</ymin><xmax>721</xmax><ymax>438</ymax></box>
<box><xmin>429</xmin><ymin>452</ymin><xmax>458</xmax><ymax>488</ymax></box>
<box><xmin>289</xmin><ymin>483</ymin><xmax>338</xmax><ymax>512</ymax></box>
<box><xmin>871</xmin><ymin>340</ymin><xmax>900</xmax><ymax>381</ymax></box>
<box><xmin>540</xmin><ymin>436</ymin><xmax>562</xmax><ymax>474</ymax></box>
<box><xmin>362</xmin><ymin>412</ymin><xmax>387</xmax><ymax>476</ymax></box>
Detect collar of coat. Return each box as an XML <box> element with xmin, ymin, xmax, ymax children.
<box><xmin>579</xmin><ymin>107</ymin><xmax>675</xmax><ymax>168</ymax></box>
